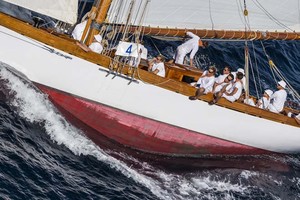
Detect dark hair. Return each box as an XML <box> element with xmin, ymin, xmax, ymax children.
<box><xmin>236</xmin><ymin>72</ymin><xmax>244</xmax><ymax>80</ymax></box>
<box><xmin>227</xmin><ymin>73</ymin><xmax>234</xmax><ymax>80</ymax></box>
<box><xmin>224</xmin><ymin>66</ymin><xmax>231</xmax><ymax>72</ymax></box>
<box><xmin>203</xmin><ymin>41</ymin><xmax>209</xmax><ymax>47</ymax></box>
<box><xmin>157</xmin><ymin>55</ymin><xmax>165</xmax><ymax>62</ymax></box>
<box><xmin>208</xmin><ymin>66</ymin><xmax>217</xmax><ymax>73</ymax></box>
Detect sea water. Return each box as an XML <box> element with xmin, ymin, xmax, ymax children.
<box><xmin>0</xmin><ymin>40</ymin><xmax>300</xmax><ymax>199</ymax></box>
<box><xmin>1</xmin><ymin>1</ymin><xmax>300</xmax><ymax>199</ymax></box>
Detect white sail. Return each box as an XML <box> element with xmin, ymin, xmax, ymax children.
<box><xmin>108</xmin><ymin>0</ymin><xmax>300</xmax><ymax>32</ymax></box>
<box><xmin>3</xmin><ymin>0</ymin><xmax>78</xmax><ymax>24</ymax></box>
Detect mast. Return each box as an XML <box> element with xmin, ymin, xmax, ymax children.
<box><xmin>81</xmin><ymin>0</ymin><xmax>113</xmax><ymax>45</ymax></box>
<box><xmin>243</xmin><ymin>1</ymin><xmax>250</xmax><ymax>101</ymax></box>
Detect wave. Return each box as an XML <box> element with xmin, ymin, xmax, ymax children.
<box><xmin>1</xmin><ymin>62</ymin><xmax>300</xmax><ymax>199</ymax></box>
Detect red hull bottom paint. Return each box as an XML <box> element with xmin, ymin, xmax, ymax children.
<box><xmin>37</xmin><ymin>84</ymin><xmax>269</xmax><ymax>156</ymax></box>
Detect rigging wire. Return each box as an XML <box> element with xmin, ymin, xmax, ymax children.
<box><xmin>247</xmin><ymin>48</ymin><xmax>260</xmax><ymax>98</ymax></box>
<box><xmin>253</xmin><ymin>0</ymin><xmax>300</xmax><ymax>34</ymax></box>
<box><xmin>250</xmin><ymin>41</ymin><xmax>263</xmax><ymax>94</ymax></box>
<box><xmin>78</xmin><ymin>0</ymin><xmax>89</xmax><ymax>22</ymax></box>
<box><xmin>243</xmin><ymin>0</ymin><xmax>250</xmax><ymax>100</ymax></box>
<box><xmin>208</xmin><ymin>0</ymin><xmax>215</xmax><ymax>30</ymax></box>
<box><xmin>241</xmin><ymin>0</ymin><xmax>265</xmax><ymax>100</ymax></box>
<box><xmin>260</xmin><ymin>41</ymin><xmax>300</xmax><ymax>102</ymax></box>
<box><xmin>259</xmin><ymin>41</ymin><xmax>278</xmax><ymax>85</ymax></box>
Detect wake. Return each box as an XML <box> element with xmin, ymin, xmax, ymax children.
<box><xmin>1</xmin><ymin>62</ymin><xmax>296</xmax><ymax>200</ymax></box>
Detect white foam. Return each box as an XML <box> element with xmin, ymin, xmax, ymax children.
<box><xmin>0</xmin><ymin>65</ymin><xmax>171</xmax><ymax>200</ymax></box>
<box><xmin>240</xmin><ymin>170</ymin><xmax>259</xmax><ymax>179</ymax></box>
<box><xmin>0</xmin><ymin>63</ymin><xmax>256</xmax><ymax>200</ymax></box>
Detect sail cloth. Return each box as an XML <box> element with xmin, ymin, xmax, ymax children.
<box><xmin>107</xmin><ymin>0</ymin><xmax>300</xmax><ymax>32</ymax></box>
<box><xmin>2</xmin><ymin>0</ymin><xmax>78</xmax><ymax>24</ymax></box>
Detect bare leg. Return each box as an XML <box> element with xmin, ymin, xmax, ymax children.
<box><xmin>209</xmin><ymin>91</ymin><xmax>223</xmax><ymax>105</ymax></box>
<box><xmin>189</xmin><ymin>88</ymin><xmax>205</xmax><ymax>100</ymax></box>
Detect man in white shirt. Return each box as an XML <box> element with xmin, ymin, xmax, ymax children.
<box><xmin>175</xmin><ymin>32</ymin><xmax>207</xmax><ymax>67</ymax></box>
<box><xmin>268</xmin><ymin>80</ymin><xmax>287</xmax><ymax>113</ymax></box>
<box><xmin>232</xmin><ymin>68</ymin><xmax>246</xmax><ymax>90</ymax></box>
<box><xmin>189</xmin><ymin>66</ymin><xmax>217</xmax><ymax>100</ymax></box>
<box><xmin>256</xmin><ymin>89</ymin><xmax>273</xmax><ymax>109</ymax></box>
<box><xmin>213</xmin><ymin>73</ymin><xmax>234</xmax><ymax>94</ymax></box>
<box><xmin>148</xmin><ymin>55</ymin><xmax>165</xmax><ymax>77</ymax></box>
<box><xmin>287</xmin><ymin>112</ymin><xmax>300</xmax><ymax>125</ymax></box>
<box><xmin>212</xmin><ymin>66</ymin><xmax>232</xmax><ymax>93</ymax></box>
<box><xmin>209</xmin><ymin>72</ymin><xmax>244</xmax><ymax>105</ymax></box>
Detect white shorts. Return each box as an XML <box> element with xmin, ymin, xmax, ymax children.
<box><xmin>268</xmin><ymin>104</ymin><xmax>280</xmax><ymax>113</ymax></box>
<box><xmin>222</xmin><ymin>94</ymin><xmax>236</xmax><ymax>102</ymax></box>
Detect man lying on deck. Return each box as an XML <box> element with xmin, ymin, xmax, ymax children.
<box><xmin>209</xmin><ymin>72</ymin><xmax>244</xmax><ymax>105</ymax></box>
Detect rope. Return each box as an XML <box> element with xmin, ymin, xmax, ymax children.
<box><xmin>208</xmin><ymin>0</ymin><xmax>215</xmax><ymax>30</ymax></box>
<box><xmin>253</xmin><ymin>0</ymin><xmax>300</xmax><ymax>36</ymax></box>
<box><xmin>149</xmin><ymin>36</ymin><xmax>162</xmax><ymax>55</ymax></box>
<box><xmin>247</xmin><ymin>48</ymin><xmax>260</xmax><ymax>98</ymax></box>
<box><xmin>78</xmin><ymin>0</ymin><xmax>88</xmax><ymax>22</ymax></box>
<box><xmin>260</xmin><ymin>41</ymin><xmax>278</xmax><ymax>85</ymax></box>
<box><xmin>259</xmin><ymin>41</ymin><xmax>300</xmax><ymax>102</ymax></box>
<box><xmin>250</xmin><ymin>41</ymin><xmax>263</xmax><ymax>94</ymax></box>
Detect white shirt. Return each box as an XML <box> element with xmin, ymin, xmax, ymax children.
<box><xmin>257</xmin><ymin>97</ymin><xmax>270</xmax><ymax>109</ymax></box>
<box><xmin>244</xmin><ymin>98</ymin><xmax>255</xmax><ymax>106</ymax></box>
<box><xmin>196</xmin><ymin>71</ymin><xmax>215</xmax><ymax>93</ymax></box>
<box><xmin>228</xmin><ymin>81</ymin><xmax>243</xmax><ymax>100</ymax></box>
<box><xmin>214</xmin><ymin>82</ymin><xmax>232</xmax><ymax>93</ymax></box>
<box><xmin>213</xmin><ymin>74</ymin><xmax>228</xmax><ymax>93</ymax></box>
<box><xmin>89</xmin><ymin>42</ymin><xmax>103</xmax><ymax>54</ymax></box>
<box><xmin>151</xmin><ymin>62</ymin><xmax>165</xmax><ymax>77</ymax></box>
<box><xmin>177</xmin><ymin>32</ymin><xmax>199</xmax><ymax>59</ymax></box>
<box><xmin>72</xmin><ymin>20</ymin><xmax>87</xmax><ymax>41</ymax></box>
<box><xmin>215</xmin><ymin>74</ymin><xmax>227</xmax><ymax>84</ymax></box>
<box><xmin>232</xmin><ymin>71</ymin><xmax>246</xmax><ymax>90</ymax></box>
<box><xmin>268</xmin><ymin>89</ymin><xmax>287</xmax><ymax>112</ymax></box>
<box><xmin>140</xmin><ymin>45</ymin><xmax>148</xmax><ymax>60</ymax></box>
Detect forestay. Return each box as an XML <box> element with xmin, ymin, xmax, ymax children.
<box><xmin>3</xmin><ymin>0</ymin><xmax>78</xmax><ymax>24</ymax></box>
<box><xmin>107</xmin><ymin>0</ymin><xmax>300</xmax><ymax>32</ymax></box>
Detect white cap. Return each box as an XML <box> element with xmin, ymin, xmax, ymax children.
<box><xmin>278</xmin><ymin>80</ymin><xmax>287</xmax><ymax>89</ymax></box>
<box><xmin>264</xmin><ymin>89</ymin><xmax>273</xmax><ymax>97</ymax></box>
<box><xmin>237</xmin><ymin>68</ymin><xmax>245</xmax><ymax>74</ymax></box>
<box><xmin>94</xmin><ymin>34</ymin><xmax>102</xmax><ymax>43</ymax></box>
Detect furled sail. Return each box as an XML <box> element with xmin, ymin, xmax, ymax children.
<box><xmin>3</xmin><ymin>0</ymin><xmax>78</xmax><ymax>24</ymax></box>
<box><xmin>107</xmin><ymin>0</ymin><xmax>300</xmax><ymax>33</ymax></box>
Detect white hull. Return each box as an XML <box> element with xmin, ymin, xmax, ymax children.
<box><xmin>0</xmin><ymin>25</ymin><xmax>299</xmax><ymax>154</ymax></box>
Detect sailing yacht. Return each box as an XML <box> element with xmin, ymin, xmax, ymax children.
<box><xmin>0</xmin><ymin>0</ymin><xmax>299</xmax><ymax>156</ymax></box>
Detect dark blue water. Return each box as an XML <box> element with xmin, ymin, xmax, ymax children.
<box><xmin>0</xmin><ymin>39</ymin><xmax>300</xmax><ymax>199</ymax></box>
<box><xmin>1</xmin><ymin>1</ymin><xmax>300</xmax><ymax>200</ymax></box>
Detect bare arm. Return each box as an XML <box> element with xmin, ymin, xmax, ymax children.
<box><xmin>225</xmin><ymin>87</ymin><xmax>238</xmax><ymax>96</ymax></box>
<box><xmin>152</xmin><ymin>69</ymin><xmax>159</xmax><ymax>74</ymax></box>
<box><xmin>190</xmin><ymin>58</ymin><xmax>194</xmax><ymax>67</ymax></box>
